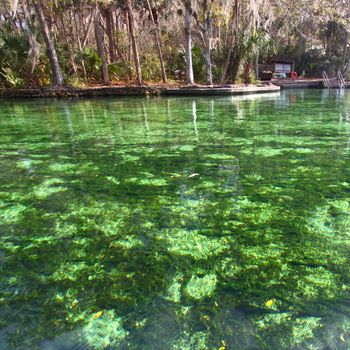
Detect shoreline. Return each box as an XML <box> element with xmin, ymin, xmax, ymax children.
<box><xmin>0</xmin><ymin>84</ymin><xmax>280</xmax><ymax>99</ymax></box>
<box><xmin>4</xmin><ymin>77</ymin><xmax>350</xmax><ymax>99</ymax></box>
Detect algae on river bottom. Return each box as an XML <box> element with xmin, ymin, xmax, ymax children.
<box><xmin>0</xmin><ymin>90</ymin><xmax>350</xmax><ymax>349</ymax></box>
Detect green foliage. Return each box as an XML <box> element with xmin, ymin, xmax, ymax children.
<box><xmin>0</xmin><ymin>68</ymin><xmax>25</xmax><ymax>88</ymax></box>
<box><xmin>0</xmin><ymin>1</ymin><xmax>348</xmax><ymax>88</ymax></box>
<box><xmin>323</xmin><ymin>20</ymin><xmax>348</xmax><ymax>75</ymax></box>
<box><xmin>82</xmin><ymin>47</ymin><xmax>102</xmax><ymax>79</ymax></box>
<box><xmin>211</xmin><ymin>49</ymin><xmax>224</xmax><ymax>82</ymax></box>
<box><xmin>0</xmin><ymin>28</ymin><xmax>29</xmax><ymax>68</ymax></box>
<box><xmin>192</xmin><ymin>46</ymin><xmax>206</xmax><ymax>82</ymax></box>
<box><xmin>165</xmin><ymin>50</ymin><xmax>187</xmax><ymax>80</ymax></box>
<box><xmin>280</xmin><ymin>19</ymin><xmax>348</xmax><ymax>77</ymax></box>
<box><xmin>141</xmin><ymin>53</ymin><xmax>162</xmax><ymax>81</ymax></box>
<box><xmin>295</xmin><ymin>48</ymin><xmax>326</xmax><ymax>76</ymax></box>
<box><xmin>166</xmin><ymin>46</ymin><xmax>207</xmax><ymax>82</ymax></box>
<box><xmin>109</xmin><ymin>61</ymin><xmax>133</xmax><ymax>81</ymax></box>
<box><xmin>0</xmin><ymin>28</ymin><xmax>29</xmax><ymax>87</ymax></box>
<box><xmin>67</xmin><ymin>76</ymin><xmax>87</xmax><ymax>88</ymax></box>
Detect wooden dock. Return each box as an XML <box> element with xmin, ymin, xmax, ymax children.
<box><xmin>273</xmin><ymin>78</ymin><xmax>350</xmax><ymax>89</ymax></box>
<box><xmin>162</xmin><ymin>84</ymin><xmax>280</xmax><ymax>96</ymax></box>
<box><xmin>272</xmin><ymin>79</ymin><xmax>323</xmax><ymax>89</ymax></box>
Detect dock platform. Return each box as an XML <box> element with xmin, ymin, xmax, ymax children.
<box><xmin>272</xmin><ymin>78</ymin><xmax>350</xmax><ymax>89</ymax></box>
<box><xmin>162</xmin><ymin>84</ymin><xmax>280</xmax><ymax>96</ymax></box>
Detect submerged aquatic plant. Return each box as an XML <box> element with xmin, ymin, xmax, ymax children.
<box><xmin>185</xmin><ymin>274</ymin><xmax>217</xmax><ymax>300</ymax></box>
<box><xmin>82</xmin><ymin>310</ymin><xmax>128</xmax><ymax>349</ymax></box>
<box><xmin>1</xmin><ymin>91</ymin><xmax>350</xmax><ymax>349</ymax></box>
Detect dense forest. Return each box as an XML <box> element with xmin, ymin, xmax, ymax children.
<box><xmin>1</xmin><ymin>0</ymin><xmax>350</xmax><ymax>88</ymax></box>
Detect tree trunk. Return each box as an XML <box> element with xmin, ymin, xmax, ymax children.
<box><xmin>255</xmin><ymin>52</ymin><xmax>259</xmax><ymax>80</ymax></box>
<box><xmin>204</xmin><ymin>49</ymin><xmax>213</xmax><ymax>85</ymax></box>
<box><xmin>231</xmin><ymin>54</ymin><xmax>241</xmax><ymax>82</ymax></box>
<box><xmin>60</xmin><ymin>13</ymin><xmax>77</xmax><ymax>76</ymax></box>
<box><xmin>33</xmin><ymin>0</ymin><xmax>64</xmax><ymax>87</ymax></box>
<box><xmin>104</xmin><ymin>6</ymin><xmax>117</xmax><ymax>63</ymax></box>
<box><xmin>221</xmin><ymin>48</ymin><xmax>232</xmax><ymax>84</ymax></box>
<box><xmin>202</xmin><ymin>0</ymin><xmax>213</xmax><ymax>85</ymax></box>
<box><xmin>125</xmin><ymin>12</ymin><xmax>132</xmax><ymax>64</ymax></box>
<box><xmin>114</xmin><ymin>10</ymin><xmax>126</xmax><ymax>63</ymax></box>
<box><xmin>127</xmin><ymin>0</ymin><xmax>142</xmax><ymax>85</ymax></box>
<box><xmin>94</xmin><ymin>5</ymin><xmax>110</xmax><ymax>85</ymax></box>
<box><xmin>82</xmin><ymin>8</ymin><xmax>96</xmax><ymax>48</ymax></box>
<box><xmin>22</xmin><ymin>3</ymin><xmax>41</xmax><ymax>75</ymax></box>
<box><xmin>184</xmin><ymin>1</ymin><xmax>194</xmax><ymax>85</ymax></box>
<box><xmin>72</xmin><ymin>2</ymin><xmax>87</xmax><ymax>80</ymax></box>
<box><xmin>146</xmin><ymin>0</ymin><xmax>167</xmax><ymax>83</ymax></box>
<box><xmin>343</xmin><ymin>47</ymin><xmax>350</xmax><ymax>77</ymax></box>
<box><xmin>221</xmin><ymin>1</ymin><xmax>239</xmax><ymax>84</ymax></box>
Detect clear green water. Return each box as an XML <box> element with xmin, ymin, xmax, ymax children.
<box><xmin>0</xmin><ymin>90</ymin><xmax>350</xmax><ymax>349</ymax></box>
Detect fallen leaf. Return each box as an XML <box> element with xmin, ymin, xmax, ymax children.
<box><xmin>340</xmin><ymin>334</ymin><xmax>345</xmax><ymax>342</ymax></box>
<box><xmin>92</xmin><ymin>311</ymin><xmax>103</xmax><ymax>320</ymax></box>
<box><xmin>219</xmin><ymin>339</ymin><xmax>227</xmax><ymax>350</ymax></box>
<box><xmin>189</xmin><ymin>173</ymin><xmax>200</xmax><ymax>178</ymax></box>
<box><xmin>265</xmin><ymin>299</ymin><xmax>274</xmax><ymax>308</ymax></box>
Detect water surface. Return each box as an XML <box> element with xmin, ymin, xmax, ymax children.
<box><xmin>1</xmin><ymin>90</ymin><xmax>350</xmax><ymax>349</ymax></box>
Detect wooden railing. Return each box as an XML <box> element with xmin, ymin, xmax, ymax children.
<box><xmin>322</xmin><ymin>71</ymin><xmax>330</xmax><ymax>89</ymax></box>
<box><xmin>337</xmin><ymin>70</ymin><xmax>346</xmax><ymax>89</ymax></box>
